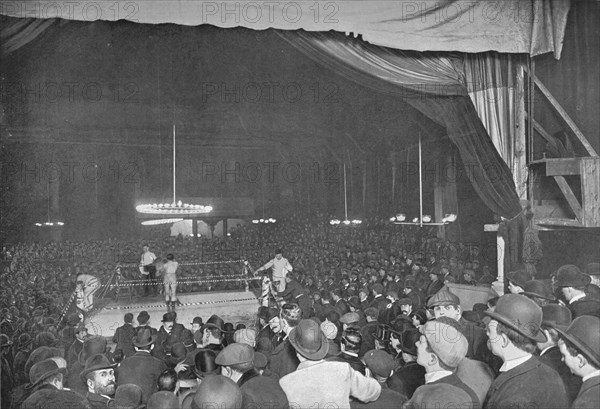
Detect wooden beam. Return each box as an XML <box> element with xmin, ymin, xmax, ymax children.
<box><xmin>529</xmin><ymin>115</ymin><xmax>560</xmax><ymax>153</ymax></box>
<box><xmin>581</xmin><ymin>158</ymin><xmax>600</xmax><ymax>227</ymax></box>
<box><xmin>535</xmin><ymin>218</ymin><xmax>583</xmax><ymax>228</ymax></box>
<box><xmin>553</xmin><ymin>175</ymin><xmax>583</xmax><ymax>221</ymax></box>
<box><xmin>534</xmin><ymin>76</ymin><xmax>599</xmax><ymax>157</ymax></box>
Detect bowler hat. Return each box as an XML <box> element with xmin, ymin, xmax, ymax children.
<box><xmin>555</xmin><ymin>315</ymin><xmax>600</xmax><ymax>368</ymax></box>
<box><xmin>162</xmin><ymin>311</ymin><xmax>176</xmax><ymax>323</ymax></box>
<box><xmin>555</xmin><ymin>265</ymin><xmax>591</xmax><ymax>288</ymax></box>
<box><xmin>193</xmin><ymin>349</ymin><xmax>220</xmax><ymax>377</ymax></box>
<box><xmin>170</xmin><ymin>342</ymin><xmax>188</xmax><ymax>361</ymax></box>
<box><xmin>115</xmin><ymin>384</ymin><xmax>144</xmax><ymax>409</ymax></box>
<box><xmin>427</xmin><ymin>286</ymin><xmax>460</xmax><ymax>308</ymax></box>
<box><xmin>253</xmin><ymin>351</ymin><xmax>268</xmax><ymax>369</ymax></box>
<box><xmin>78</xmin><ymin>336</ymin><xmax>107</xmax><ymax>365</ymax></box>
<box><xmin>363</xmin><ymin>349</ymin><xmax>396</xmax><ymax>378</ymax></box>
<box><xmin>267</xmin><ymin>308</ymin><xmax>280</xmax><ymax>321</ymax></box>
<box><xmin>541</xmin><ymin>304</ymin><xmax>572</xmax><ymax>331</ymax></box>
<box><xmin>147</xmin><ymin>391</ymin><xmax>179</xmax><ymax>409</ymax></box>
<box><xmin>203</xmin><ymin>315</ymin><xmax>225</xmax><ymax>332</ymax></box>
<box><xmin>191</xmin><ymin>375</ymin><xmax>242</xmax><ymax>409</ymax></box>
<box><xmin>397</xmin><ymin>297</ymin><xmax>412</xmax><ymax>306</ymax></box>
<box><xmin>28</xmin><ymin>358</ymin><xmax>66</xmax><ymax>388</ymax></box>
<box><xmin>484</xmin><ymin>294</ymin><xmax>546</xmax><ymax>343</ymax></box>
<box><xmin>74</xmin><ymin>323</ymin><xmax>87</xmax><ymax>334</ymax></box>
<box><xmin>215</xmin><ymin>343</ymin><xmax>254</xmax><ymax>366</ymax></box>
<box><xmin>66</xmin><ymin>313</ymin><xmax>81</xmax><ymax>326</ymax></box>
<box><xmin>80</xmin><ymin>354</ymin><xmax>116</xmax><ymax>381</ymax></box>
<box><xmin>347</xmin><ymin>296</ymin><xmax>361</xmax><ymax>309</ymax></box>
<box><xmin>17</xmin><ymin>333</ymin><xmax>33</xmax><ymax>350</ymax></box>
<box><xmin>289</xmin><ymin>319</ymin><xmax>329</xmax><ymax>360</ymax></box>
<box><xmin>521</xmin><ymin>280</ymin><xmax>556</xmax><ymax>301</ymax></box>
<box><xmin>137</xmin><ymin>311</ymin><xmax>150</xmax><ymax>324</ymax></box>
<box><xmin>124</xmin><ymin>313</ymin><xmax>134</xmax><ymax>324</ymax></box>
<box><xmin>506</xmin><ymin>270</ymin><xmax>532</xmax><ymax>289</ymax></box>
<box><xmin>399</xmin><ymin>328</ymin><xmax>420</xmax><ymax>356</ymax></box>
<box><xmin>132</xmin><ymin>328</ymin><xmax>157</xmax><ymax>348</ymax></box>
<box><xmin>191</xmin><ymin>316</ymin><xmax>203</xmax><ymax>326</ymax></box>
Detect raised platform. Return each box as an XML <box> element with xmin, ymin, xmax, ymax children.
<box><xmin>84</xmin><ymin>290</ymin><xmax>260</xmax><ymax>339</ymax></box>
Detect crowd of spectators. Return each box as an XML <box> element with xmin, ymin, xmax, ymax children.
<box><xmin>2</xmin><ymin>215</ymin><xmax>599</xmax><ymax>408</ymax></box>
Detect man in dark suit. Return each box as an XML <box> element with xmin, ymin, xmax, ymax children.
<box><xmin>554</xmin><ymin>264</ymin><xmax>600</xmax><ymax>319</ymax></box>
<box><xmin>256</xmin><ymin>308</ymin><xmax>281</xmax><ymax>357</ymax></box>
<box><xmin>67</xmin><ymin>323</ymin><xmax>88</xmax><ymax>368</ymax></box>
<box><xmin>387</xmin><ymin>328</ymin><xmax>425</xmax><ymax>399</ymax></box>
<box><xmin>483</xmin><ymin>294</ymin><xmax>569</xmax><ymax>409</ymax></box>
<box><xmin>112</xmin><ymin>312</ymin><xmax>136</xmax><ymax>358</ymax></box>
<box><xmin>359</xmin><ymin>307</ymin><xmax>379</xmax><ymax>357</ymax></box>
<box><xmin>537</xmin><ymin>304</ymin><xmax>581</xmax><ymax>404</ymax></box>
<box><xmin>135</xmin><ymin>311</ymin><xmax>158</xmax><ymax>336</ymax></box>
<box><xmin>216</xmin><ymin>343</ymin><xmax>289</xmax><ymax>408</ymax></box>
<box><xmin>116</xmin><ymin>328</ymin><xmax>167</xmax><ymax>404</ymax></box>
<box><xmin>369</xmin><ymin>283</ymin><xmax>388</xmax><ymax>313</ymax></box>
<box><xmin>331</xmin><ymin>288</ymin><xmax>350</xmax><ymax>316</ymax></box>
<box><xmin>352</xmin><ymin>349</ymin><xmax>407</xmax><ymax>408</ymax></box>
<box><xmin>154</xmin><ymin>311</ymin><xmax>185</xmax><ymax>360</ymax></box>
<box><xmin>555</xmin><ymin>315</ymin><xmax>600</xmax><ymax>409</ymax></box>
<box><xmin>403</xmin><ymin>279</ymin><xmax>424</xmax><ymax>310</ymax></box>
<box><xmin>267</xmin><ymin>303</ymin><xmax>301</xmax><ymax>378</ymax></box>
<box><xmin>329</xmin><ymin>328</ymin><xmax>366</xmax><ymax>374</ymax></box>
<box><xmin>425</xmin><ymin>267</ymin><xmax>445</xmax><ymax>297</ymax></box>
<box><xmin>279</xmin><ymin>274</ymin><xmax>312</xmax><ymax>319</ymax></box>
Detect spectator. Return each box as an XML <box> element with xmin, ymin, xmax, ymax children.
<box><xmin>405</xmin><ymin>320</ymin><xmax>479</xmax><ymax>409</ymax></box>
<box><xmin>112</xmin><ymin>313</ymin><xmax>136</xmax><ymax>358</ymax></box>
<box><xmin>555</xmin><ymin>315</ymin><xmax>600</xmax><ymax>409</ymax></box>
<box><xmin>353</xmin><ymin>349</ymin><xmax>407</xmax><ymax>408</ymax></box>
<box><xmin>279</xmin><ymin>319</ymin><xmax>381</xmax><ymax>407</ymax></box>
<box><xmin>483</xmin><ymin>294</ymin><xmax>569</xmax><ymax>409</ymax></box>
<box><xmin>216</xmin><ymin>343</ymin><xmax>289</xmax><ymax>408</ymax></box>
<box><xmin>81</xmin><ymin>354</ymin><xmax>117</xmax><ymax>409</ymax></box>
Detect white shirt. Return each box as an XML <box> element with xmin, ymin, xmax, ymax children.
<box><xmin>260</xmin><ymin>257</ymin><xmax>292</xmax><ymax>279</ymax></box>
<box><xmin>141</xmin><ymin>251</ymin><xmax>156</xmax><ymax>266</ymax></box>
<box><xmin>569</xmin><ymin>293</ymin><xmax>586</xmax><ymax>304</ymax></box>
<box><xmin>424</xmin><ymin>370</ymin><xmax>453</xmax><ymax>384</ymax></box>
<box><xmin>499</xmin><ymin>354</ymin><xmax>532</xmax><ymax>372</ymax></box>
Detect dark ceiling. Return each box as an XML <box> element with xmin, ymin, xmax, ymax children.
<box><xmin>1</xmin><ymin>18</ymin><xmax>445</xmax><ymax>159</ymax></box>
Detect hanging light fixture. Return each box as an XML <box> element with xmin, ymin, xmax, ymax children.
<box><xmin>330</xmin><ymin>163</ymin><xmax>362</xmax><ymax>226</ymax></box>
<box><xmin>390</xmin><ymin>134</ymin><xmax>457</xmax><ymax>226</ymax></box>
<box><xmin>252</xmin><ymin>183</ymin><xmax>276</xmax><ymax>224</ymax></box>
<box><xmin>35</xmin><ymin>180</ymin><xmax>64</xmax><ymax>227</ymax></box>
<box><xmin>138</xmin><ymin>124</ymin><xmax>213</xmax><ymax>221</ymax></box>
<box><xmin>141</xmin><ymin>218</ymin><xmax>184</xmax><ymax>226</ymax></box>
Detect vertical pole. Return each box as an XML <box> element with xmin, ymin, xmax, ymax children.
<box><xmin>173</xmin><ymin>124</ymin><xmax>176</xmax><ymax>205</ymax></box>
<box><xmin>419</xmin><ymin>133</ymin><xmax>423</xmax><ymax>227</ymax></box>
<box><xmin>343</xmin><ymin>163</ymin><xmax>348</xmax><ymax>221</ymax></box>
<box><xmin>496</xmin><ymin>234</ymin><xmax>505</xmax><ymax>295</ymax></box>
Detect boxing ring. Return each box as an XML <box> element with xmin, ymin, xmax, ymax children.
<box><xmin>58</xmin><ymin>259</ymin><xmax>264</xmax><ymax>338</ymax></box>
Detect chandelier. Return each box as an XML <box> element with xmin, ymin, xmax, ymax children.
<box><xmin>330</xmin><ymin>162</ymin><xmax>362</xmax><ymax>226</ymax></box>
<box><xmin>140</xmin><ymin>218</ymin><xmax>184</xmax><ymax>226</ymax></box>
<box><xmin>35</xmin><ymin>180</ymin><xmax>64</xmax><ymax>227</ymax></box>
<box><xmin>137</xmin><ymin>124</ymin><xmax>212</xmax><ymax>221</ymax></box>
<box><xmin>389</xmin><ymin>134</ymin><xmax>457</xmax><ymax>227</ymax></box>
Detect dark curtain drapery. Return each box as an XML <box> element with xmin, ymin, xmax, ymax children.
<box><xmin>281</xmin><ymin>30</ymin><xmax>522</xmax><ymax>220</ymax></box>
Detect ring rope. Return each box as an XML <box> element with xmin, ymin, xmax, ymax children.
<box><xmin>116</xmin><ymin>259</ymin><xmax>245</xmax><ymax>268</ymax></box>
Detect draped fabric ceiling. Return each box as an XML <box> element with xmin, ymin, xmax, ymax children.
<box><xmin>1</xmin><ymin>0</ymin><xmax>572</xmax><ymax>268</ymax></box>
<box><xmin>2</xmin><ymin>0</ymin><xmax>570</xmax><ymax>57</ymax></box>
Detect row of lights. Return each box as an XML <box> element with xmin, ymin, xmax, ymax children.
<box><xmin>136</xmin><ymin>201</ymin><xmax>213</xmax><ymax>215</ymax></box>
<box><xmin>252</xmin><ymin>218</ymin><xmax>277</xmax><ymax>224</ymax></box>
<box><xmin>330</xmin><ymin>219</ymin><xmax>362</xmax><ymax>225</ymax></box>
<box><xmin>389</xmin><ymin>213</ymin><xmax>457</xmax><ymax>224</ymax></box>
<box><xmin>34</xmin><ymin>221</ymin><xmax>64</xmax><ymax>227</ymax></box>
